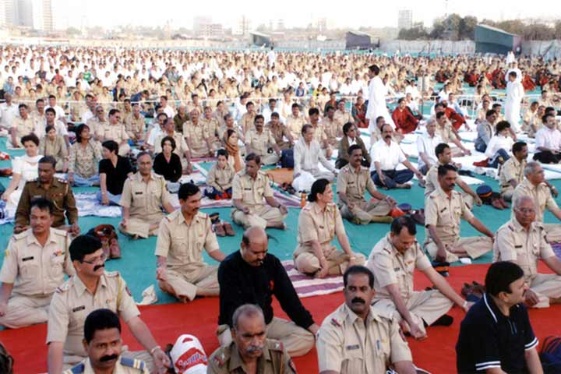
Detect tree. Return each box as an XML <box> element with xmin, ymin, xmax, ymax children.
<box><xmin>66</xmin><ymin>27</ymin><xmax>81</xmax><ymax>37</ymax></box>
<box><xmin>459</xmin><ymin>16</ymin><xmax>477</xmax><ymax>40</ymax></box>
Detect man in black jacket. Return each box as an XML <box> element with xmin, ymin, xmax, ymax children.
<box><xmin>217</xmin><ymin>226</ymin><xmax>319</xmax><ymax>357</ymax></box>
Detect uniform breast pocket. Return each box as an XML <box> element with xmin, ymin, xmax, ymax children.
<box><xmin>341</xmin><ymin>349</ymin><xmax>364</xmax><ymax>373</ymax></box>
<box><xmin>49</xmin><ymin>255</ymin><xmax>65</xmax><ymax>278</ymax></box>
<box><xmin>453</xmin><ymin>208</ymin><xmax>462</xmax><ymax>220</ymax></box>
<box><xmin>20</xmin><ymin>258</ymin><xmax>39</xmax><ymax>278</ymax></box>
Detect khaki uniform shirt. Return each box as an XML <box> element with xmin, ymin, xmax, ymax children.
<box><xmin>424</xmin><ymin>162</ymin><xmax>466</xmax><ymax>197</ymax></box>
<box><xmin>232</xmin><ymin>170</ymin><xmax>274</xmax><ymax>209</ymax></box>
<box><xmin>499</xmin><ymin>158</ymin><xmax>526</xmax><ymax>195</ymax></box>
<box><xmin>337</xmin><ymin>165</ymin><xmax>378</xmax><ymax>205</ymax></box>
<box><xmin>512</xmin><ymin>179</ymin><xmax>558</xmax><ymax>222</ymax></box>
<box><xmin>295</xmin><ymin>202</ymin><xmax>346</xmax><ymax>256</ymax></box>
<box><xmin>267</xmin><ymin>122</ymin><xmax>291</xmax><ymax>150</ymax></box>
<box><xmin>63</xmin><ymin>356</ymin><xmax>149</xmax><ymax>374</ymax></box>
<box><xmin>155</xmin><ymin>210</ymin><xmax>219</xmax><ymax>271</ymax></box>
<box><xmin>317</xmin><ymin>303</ymin><xmax>412</xmax><ymax>374</ymax></box>
<box><xmin>125</xmin><ymin>114</ymin><xmax>145</xmax><ymax>140</ymax></box>
<box><xmin>95</xmin><ymin>122</ymin><xmax>130</xmax><ymax>144</ymax></box>
<box><xmin>312</xmin><ymin>123</ymin><xmax>328</xmax><ymax>145</ymax></box>
<box><xmin>425</xmin><ymin>189</ymin><xmax>474</xmax><ymax>244</ymax></box>
<box><xmin>47</xmin><ymin>271</ymin><xmax>140</xmax><ymax>357</ymax></box>
<box><xmin>208</xmin><ymin>340</ymin><xmax>295</xmax><ymax>374</ymax></box>
<box><xmin>240</xmin><ymin>112</ymin><xmax>256</xmax><ymax>134</ymax></box>
<box><xmin>11</xmin><ymin>116</ymin><xmax>36</xmax><ymax>145</ymax></box>
<box><xmin>207</xmin><ymin>164</ymin><xmax>235</xmax><ymax>191</ymax></box>
<box><xmin>120</xmin><ymin>172</ymin><xmax>170</xmax><ymax>222</ymax></box>
<box><xmin>286</xmin><ymin>114</ymin><xmax>305</xmax><ymax>139</ymax></box>
<box><xmin>494</xmin><ymin>218</ymin><xmax>555</xmax><ymax>282</ymax></box>
<box><xmin>334</xmin><ymin>110</ymin><xmax>353</xmax><ymax>128</ymax></box>
<box><xmin>41</xmin><ymin>135</ymin><xmax>68</xmax><ymax>162</ymax></box>
<box><xmin>322</xmin><ymin>117</ymin><xmax>339</xmax><ymax>145</ymax></box>
<box><xmin>436</xmin><ymin>122</ymin><xmax>457</xmax><ymax>143</ymax></box>
<box><xmin>0</xmin><ymin>228</ymin><xmax>73</xmax><ymax>296</ymax></box>
<box><xmin>183</xmin><ymin>121</ymin><xmax>210</xmax><ymax>154</ymax></box>
<box><xmin>246</xmin><ymin>129</ymin><xmax>276</xmax><ymax>156</ymax></box>
<box><xmin>368</xmin><ymin>234</ymin><xmax>431</xmax><ymax>301</ymax></box>
<box><xmin>15</xmin><ymin>178</ymin><xmax>79</xmax><ymax>228</ymax></box>
<box><xmin>201</xmin><ymin>116</ymin><xmax>220</xmax><ymax>138</ymax></box>
<box><xmin>86</xmin><ymin>118</ymin><xmax>107</xmax><ymax>137</ymax></box>
<box><xmin>68</xmin><ymin>102</ymin><xmax>86</xmax><ymax>123</ymax></box>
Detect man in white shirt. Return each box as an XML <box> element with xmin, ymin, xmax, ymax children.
<box><xmin>371</xmin><ymin>124</ymin><xmax>424</xmax><ymax>189</ymax></box>
<box><xmin>534</xmin><ymin>113</ymin><xmax>561</xmax><ymax>164</ymax></box>
<box><xmin>0</xmin><ymin>93</ymin><xmax>18</xmax><ymax>132</ymax></box>
<box><xmin>365</xmin><ymin>65</ymin><xmax>394</xmax><ymax>128</ymax></box>
<box><xmin>46</xmin><ymin>95</ymin><xmax>66</xmax><ymax>124</ymax></box>
<box><xmin>417</xmin><ymin>119</ymin><xmax>442</xmax><ymax>175</ymax></box>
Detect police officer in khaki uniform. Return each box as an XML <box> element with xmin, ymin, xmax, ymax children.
<box><xmin>10</xmin><ymin>103</ymin><xmax>35</xmax><ymax>148</ymax></box>
<box><xmin>14</xmin><ymin>156</ymin><xmax>79</xmax><ymax>235</ymax></box>
<box><xmin>317</xmin><ymin>266</ymin><xmax>417</xmax><ymax>374</ymax></box>
<box><xmin>494</xmin><ymin>195</ymin><xmax>561</xmax><ymax>308</ymax></box>
<box><xmin>367</xmin><ymin>216</ymin><xmax>469</xmax><ymax>340</ymax></box>
<box><xmin>285</xmin><ymin>103</ymin><xmax>305</xmax><ymax>140</ymax></box>
<box><xmin>63</xmin><ymin>309</ymin><xmax>149</xmax><ymax>374</ymax></box>
<box><xmin>424</xmin><ymin>143</ymin><xmax>481</xmax><ymax>208</ymax></box>
<box><xmin>155</xmin><ymin>183</ymin><xmax>226</xmax><ymax>302</ymax></box>
<box><xmin>119</xmin><ymin>152</ymin><xmax>175</xmax><ymax>239</ymax></box>
<box><xmin>512</xmin><ymin>161</ymin><xmax>561</xmax><ymax>241</ymax></box>
<box><xmin>267</xmin><ymin>113</ymin><xmax>294</xmax><ymax>151</ymax></box>
<box><xmin>47</xmin><ymin>235</ymin><xmax>170</xmax><ymax>373</ymax></box>
<box><xmin>124</xmin><ymin>103</ymin><xmax>145</xmax><ymax>144</ymax></box>
<box><xmin>232</xmin><ymin>153</ymin><xmax>287</xmax><ymax>229</ymax></box>
<box><xmin>499</xmin><ymin>141</ymin><xmax>528</xmax><ymax>201</ymax></box>
<box><xmin>183</xmin><ymin>109</ymin><xmax>213</xmax><ymax>158</ymax></box>
<box><xmin>207</xmin><ymin>150</ymin><xmax>235</xmax><ymax>197</ymax></box>
<box><xmin>294</xmin><ymin>179</ymin><xmax>365</xmax><ymax>278</ymax></box>
<box><xmin>322</xmin><ymin>105</ymin><xmax>341</xmax><ymax>147</ymax></box>
<box><xmin>337</xmin><ymin>144</ymin><xmax>396</xmax><ymax>225</ymax></box>
<box><xmin>239</xmin><ymin>102</ymin><xmax>257</xmax><ymax>135</ymax></box>
<box><xmin>209</xmin><ymin>304</ymin><xmax>296</xmax><ymax>374</ymax></box>
<box><xmin>95</xmin><ymin>109</ymin><xmax>130</xmax><ymax>156</ymax></box>
<box><xmin>0</xmin><ymin>198</ymin><xmax>73</xmax><ymax>329</ymax></box>
<box><xmin>246</xmin><ymin>115</ymin><xmax>281</xmax><ymax>166</ymax></box>
<box><xmin>425</xmin><ymin>165</ymin><xmax>494</xmax><ymax>263</ymax></box>
<box><xmin>201</xmin><ymin>106</ymin><xmax>221</xmax><ymax>150</ymax></box>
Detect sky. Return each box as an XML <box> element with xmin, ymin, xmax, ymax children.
<box><xmin>56</xmin><ymin>0</ymin><xmax>559</xmax><ymax>30</ymax></box>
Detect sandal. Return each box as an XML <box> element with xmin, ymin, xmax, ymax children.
<box><xmin>222</xmin><ymin>222</ymin><xmax>235</xmax><ymax>236</ymax></box>
<box><xmin>213</xmin><ymin>223</ymin><xmax>226</xmax><ymax>237</ymax></box>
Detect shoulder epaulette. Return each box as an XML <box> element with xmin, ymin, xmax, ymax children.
<box><xmin>119</xmin><ymin>357</ymin><xmax>146</xmax><ymax>370</ymax></box>
<box><xmin>13</xmin><ymin>231</ymin><xmax>27</xmax><ymax>240</ymax></box>
<box><xmin>267</xmin><ymin>339</ymin><xmax>285</xmax><ymax>352</ymax></box>
<box><xmin>57</xmin><ymin>178</ymin><xmax>68</xmax><ymax>184</ymax></box>
<box><xmin>55</xmin><ymin>280</ymin><xmax>72</xmax><ymax>293</ymax></box>
<box><xmin>212</xmin><ymin>347</ymin><xmax>229</xmax><ymax>367</ymax></box>
<box><xmin>26</xmin><ymin>178</ymin><xmax>38</xmax><ymax>183</ymax></box>
<box><xmin>105</xmin><ymin>270</ymin><xmax>120</xmax><ymax>278</ymax></box>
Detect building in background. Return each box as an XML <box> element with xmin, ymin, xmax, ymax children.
<box><xmin>0</xmin><ymin>0</ymin><xmax>54</xmax><ymax>31</ymax></box>
<box><xmin>398</xmin><ymin>9</ymin><xmax>413</xmax><ymax>30</ymax></box>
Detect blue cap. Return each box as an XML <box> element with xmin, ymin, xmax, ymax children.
<box><xmin>398</xmin><ymin>203</ymin><xmax>412</xmax><ymax>212</ymax></box>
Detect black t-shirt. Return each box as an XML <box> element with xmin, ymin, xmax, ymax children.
<box><xmin>153</xmin><ymin>152</ymin><xmax>182</xmax><ymax>182</ymax></box>
<box><xmin>99</xmin><ymin>156</ymin><xmax>133</xmax><ymax>195</ymax></box>
<box><xmin>456</xmin><ymin>293</ymin><xmax>538</xmax><ymax>373</ymax></box>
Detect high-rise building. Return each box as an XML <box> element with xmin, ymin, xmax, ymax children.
<box><xmin>398</xmin><ymin>9</ymin><xmax>413</xmax><ymax>30</ymax></box>
<box><xmin>0</xmin><ymin>0</ymin><xmax>53</xmax><ymax>30</ymax></box>
<box><xmin>233</xmin><ymin>15</ymin><xmax>250</xmax><ymax>36</ymax></box>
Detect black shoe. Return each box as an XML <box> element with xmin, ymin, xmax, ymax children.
<box><xmin>431</xmin><ymin>314</ymin><xmax>453</xmax><ymax>327</ymax></box>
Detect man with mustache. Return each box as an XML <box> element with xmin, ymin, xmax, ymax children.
<box><xmin>424</xmin><ymin>164</ymin><xmax>494</xmax><ymax>263</ymax></box>
<box><xmin>217</xmin><ymin>227</ymin><xmax>319</xmax><ymax>357</ymax></box>
<box><xmin>0</xmin><ymin>198</ymin><xmax>74</xmax><ymax>328</ymax></box>
<box><xmin>367</xmin><ymin>216</ymin><xmax>470</xmax><ymax>341</ymax></box>
<box><xmin>209</xmin><ymin>304</ymin><xmax>296</xmax><ymax>374</ymax></box>
<box><xmin>155</xmin><ymin>183</ymin><xmax>226</xmax><ymax>303</ymax></box>
<box><xmin>64</xmin><ymin>308</ymin><xmax>149</xmax><ymax>373</ymax></box>
<box><xmin>47</xmin><ymin>235</ymin><xmax>170</xmax><ymax>373</ymax></box>
<box><xmin>370</xmin><ymin>124</ymin><xmax>424</xmax><ymax>190</ymax></box>
<box><xmin>317</xmin><ymin>265</ymin><xmax>416</xmax><ymax>374</ymax></box>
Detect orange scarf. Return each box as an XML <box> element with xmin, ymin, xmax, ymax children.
<box><xmin>224</xmin><ymin>138</ymin><xmax>243</xmax><ymax>172</ymax></box>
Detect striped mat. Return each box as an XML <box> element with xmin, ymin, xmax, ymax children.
<box><xmin>282</xmin><ymin>260</ymin><xmax>344</xmax><ymax>298</ymax></box>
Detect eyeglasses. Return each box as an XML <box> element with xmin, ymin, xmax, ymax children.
<box><xmin>81</xmin><ymin>253</ymin><xmax>107</xmax><ymax>265</ymax></box>
<box><xmin>516</xmin><ymin>208</ymin><xmax>536</xmax><ymax>214</ymax></box>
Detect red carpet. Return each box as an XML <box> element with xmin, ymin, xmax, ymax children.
<box><xmin>2</xmin><ymin>263</ymin><xmax>561</xmax><ymax>373</ymax></box>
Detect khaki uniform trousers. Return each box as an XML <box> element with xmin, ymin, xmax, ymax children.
<box><xmin>217</xmin><ymin>317</ymin><xmax>314</xmax><ymax>358</ymax></box>
<box><xmin>372</xmin><ymin>290</ymin><xmax>454</xmax><ymax>335</ymax></box>
<box><xmin>294</xmin><ymin>247</ymin><xmax>366</xmax><ymax>276</ymax></box>
<box><xmin>119</xmin><ymin>214</ymin><xmax>163</xmax><ymax>238</ymax></box>
<box><xmin>530</xmin><ymin>273</ymin><xmax>561</xmax><ymax>308</ymax></box>
<box><xmin>425</xmin><ymin>236</ymin><xmax>493</xmax><ymax>263</ymax></box>
<box><xmin>64</xmin><ymin>349</ymin><xmax>155</xmax><ymax>373</ymax></box>
<box><xmin>340</xmin><ymin>200</ymin><xmax>392</xmax><ymax>225</ymax></box>
<box><xmin>158</xmin><ymin>265</ymin><xmax>218</xmax><ymax>301</ymax></box>
<box><xmin>232</xmin><ymin>205</ymin><xmax>286</xmax><ymax>229</ymax></box>
<box><xmin>0</xmin><ymin>294</ymin><xmax>52</xmax><ymax>328</ymax></box>
<box><xmin>543</xmin><ymin>223</ymin><xmax>561</xmax><ymax>242</ymax></box>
